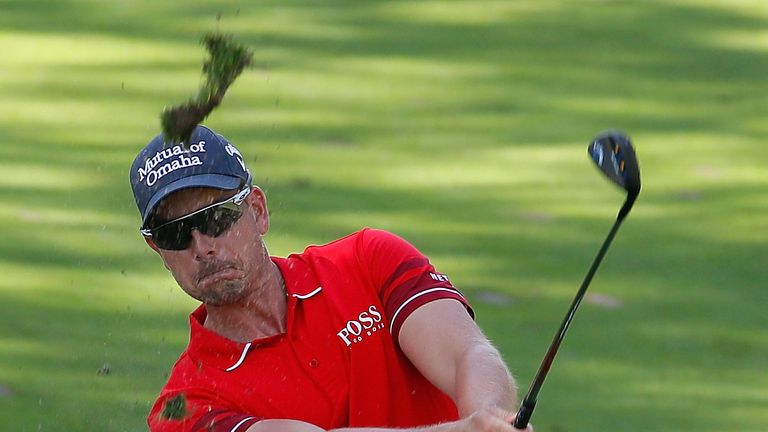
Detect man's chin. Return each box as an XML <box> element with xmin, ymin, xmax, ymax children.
<box><xmin>199</xmin><ymin>281</ymin><xmax>247</xmax><ymax>306</ymax></box>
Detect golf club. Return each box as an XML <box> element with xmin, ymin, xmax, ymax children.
<box><xmin>513</xmin><ymin>130</ymin><xmax>641</xmax><ymax>429</ymax></box>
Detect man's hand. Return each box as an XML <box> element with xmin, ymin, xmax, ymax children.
<box><xmin>452</xmin><ymin>407</ymin><xmax>533</xmax><ymax>432</ymax></box>
<box><xmin>510</xmin><ymin>415</ymin><xmax>534</xmax><ymax>432</ymax></box>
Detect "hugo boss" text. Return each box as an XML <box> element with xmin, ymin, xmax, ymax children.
<box><xmin>336</xmin><ymin>306</ymin><xmax>384</xmax><ymax>346</ymax></box>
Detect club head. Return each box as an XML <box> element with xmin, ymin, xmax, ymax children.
<box><xmin>588</xmin><ymin>130</ymin><xmax>641</xmax><ymax>197</ymax></box>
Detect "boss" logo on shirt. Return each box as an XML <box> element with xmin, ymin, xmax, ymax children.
<box><xmin>336</xmin><ymin>305</ymin><xmax>384</xmax><ymax>346</ymax></box>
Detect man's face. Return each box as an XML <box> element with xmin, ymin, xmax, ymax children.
<box><xmin>147</xmin><ymin>187</ymin><xmax>270</xmax><ymax>305</ymax></box>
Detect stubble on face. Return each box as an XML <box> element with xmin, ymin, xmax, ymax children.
<box><xmin>199</xmin><ymin>278</ymin><xmax>246</xmax><ymax>306</ymax></box>
<box><xmin>192</xmin><ymin>258</ymin><xmax>249</xmax><ymax>306</ymax></box>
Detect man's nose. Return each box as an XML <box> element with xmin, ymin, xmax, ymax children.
<box><xmin>189</xmin><ymin>229</ymin><xmax>216</xmax><ymax>259</ymax></box>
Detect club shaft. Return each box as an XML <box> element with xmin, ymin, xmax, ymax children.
<box><xmin>513</xmin><ymin>195</ymin><xmax>635</xmax><ymax>429</ymax></box>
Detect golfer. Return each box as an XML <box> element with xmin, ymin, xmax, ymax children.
<box><xmin>131</xmin><ymin>125</ymin><xmax>533</xmax><ymax>432</ymax></box>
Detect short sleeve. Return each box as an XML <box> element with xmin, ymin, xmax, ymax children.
<box><xmin>358</xmin><ymin>229</ymin><xmax>474</xmax><ymax>344</ymax></box>
<box><xmin>148</xmin><ymin>390</ymin><xmax>261</xmax><ymax>432</ymax></box>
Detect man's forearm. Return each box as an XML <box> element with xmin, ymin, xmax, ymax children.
<box><xmin>453</xmin><ymin>342</ymin><xmax>518</xmax><ymax>417</ymax></box>
<box><xmin>246</xmin><ymin>419</ymin><xmax>451</xmax><ymax>432</ymax></box>
<box><xmin>398</xmin><ymin>299</ymin><xmax>519</xmax><ymax>417</ymax></box>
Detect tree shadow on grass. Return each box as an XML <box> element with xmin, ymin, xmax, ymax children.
<box><xmin>2</xmin><ymin>0</ymin><xmax>766</xmax><ymax>143</ymax></box>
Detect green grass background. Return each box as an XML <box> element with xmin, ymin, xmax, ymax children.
<box><xmin>1</xmin><ymin>0</ymin><xmax>766</xmax><ymax>430</ymax></box>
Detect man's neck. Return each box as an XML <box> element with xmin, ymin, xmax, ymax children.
<box><xmin>203</xmin><ymin>259</ymin><xmax>287</xmax><ymax>343</ymax></box>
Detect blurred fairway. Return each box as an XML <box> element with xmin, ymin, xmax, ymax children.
<box><xmin>0</xmin><ymin>0</ymin><xmax>766</xmax><ymax>430</ymax></box>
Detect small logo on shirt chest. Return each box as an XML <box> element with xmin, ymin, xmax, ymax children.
<box><xmin>336</xmin><ymin>305</ymin><xmax>385</xmax><ymax>347</ymax></box>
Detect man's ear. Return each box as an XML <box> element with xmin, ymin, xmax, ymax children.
<box><xmin>145</xmin><ymin>236</ymin><xmax>160</xmax><ymax>253</ymax></box>
<box><xmin>247</xmin><ymin>186</ymin><xmax>270</xmax><ymax>235</ymax></box>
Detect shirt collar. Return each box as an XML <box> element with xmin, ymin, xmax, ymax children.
<box><xmin>274</xmin><ymin>255</ymin><xmax>324</xmax><ymax>300</ymax></box>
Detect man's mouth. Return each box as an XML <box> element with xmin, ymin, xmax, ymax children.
<box><xmin>197</xmin><ymin>262</ymin><xmax>242</xmax><ymax>286</ymax></box>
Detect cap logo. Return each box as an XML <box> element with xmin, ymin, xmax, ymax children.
<box><xmin>137</xmin><ymin>141</ymin><xmax>207</xmax><ymax>187</ymax></box>
<box><xmin>224</xmin><ymin>142</ymin><xmax>247</xmax><ymax>172</ymax></box>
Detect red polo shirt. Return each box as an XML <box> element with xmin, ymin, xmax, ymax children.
<box><xmin>148</xmin><ymin>228</ymin><xmax>473</xmax><ymax>432</ymax></box>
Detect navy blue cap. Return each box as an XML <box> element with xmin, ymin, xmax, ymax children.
<box><xmin>130</xmin><ymin>125</ymin><xmax>252</xmax><ymax>229</ymax></box>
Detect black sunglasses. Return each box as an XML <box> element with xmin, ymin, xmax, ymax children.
<box><xmin>140</xmin><ymin>187</ymin><xmax>251</xmax><ymax>250</ymax></box>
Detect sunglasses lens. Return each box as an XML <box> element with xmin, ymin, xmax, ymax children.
<box><xmin>150</xmin><ymin>202</ymin><xmax>245</xmax><ymax>250</ymax></box>
<box><xmin>199</xmin><ymin>204</ymin><xmax>243</xmax><ymax>237</ymax></box>
<box><xmin>152</xmin><ymin>220</ymin><xmax>193</xmax><ymax>250</ymax></box>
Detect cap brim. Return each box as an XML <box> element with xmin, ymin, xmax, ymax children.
<box><xmin>141</xmin><ymin>174</ymin><xmax>243</xmax><ymax>228</ymax></box>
